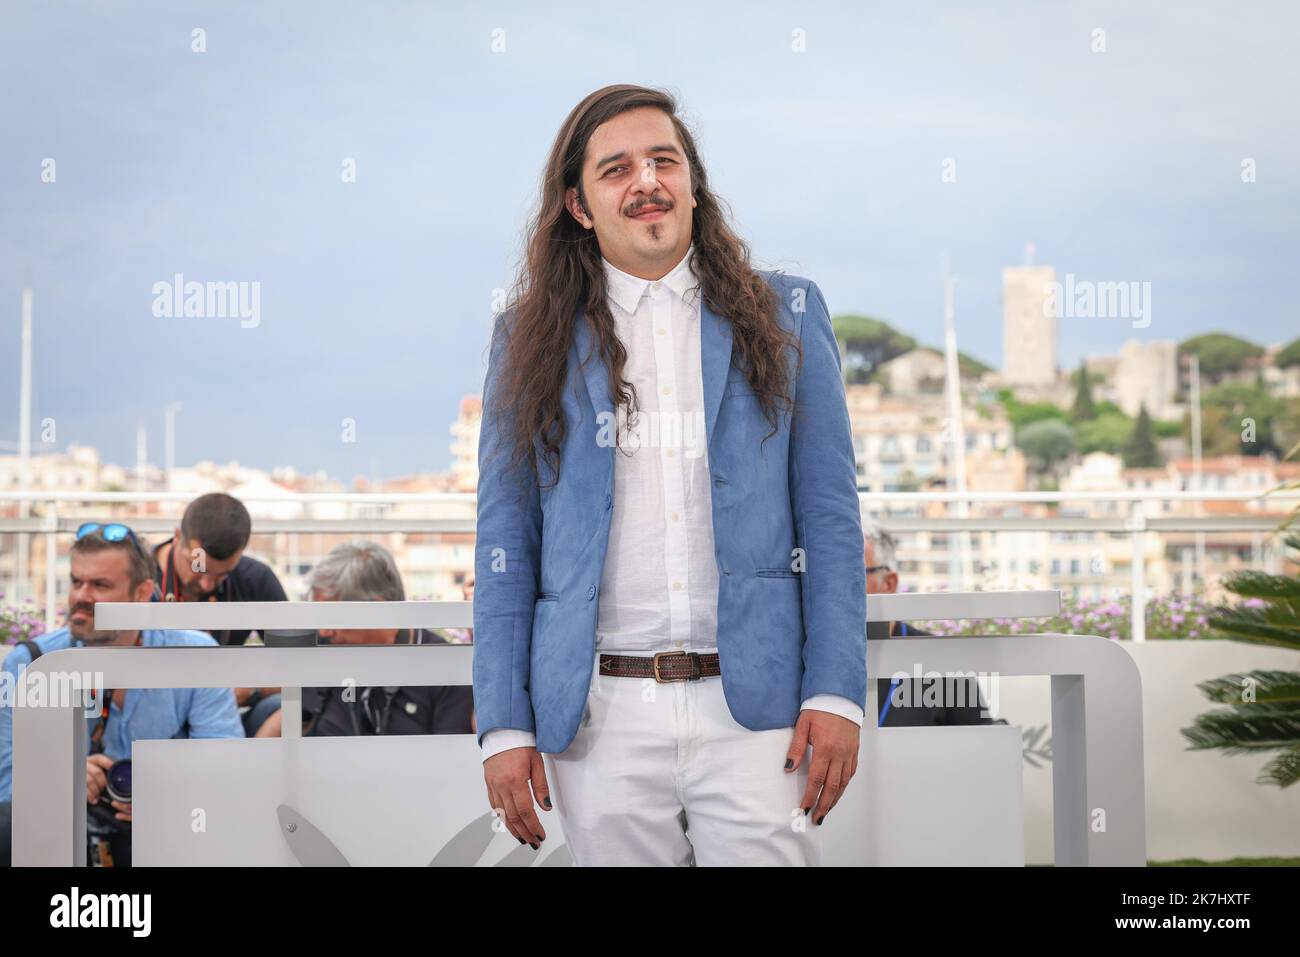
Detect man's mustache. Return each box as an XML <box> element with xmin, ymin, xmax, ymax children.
<box><xmin>626</xmin><ymin>197</ymin><xmax>673</xmax><ymax>216</ymax></box>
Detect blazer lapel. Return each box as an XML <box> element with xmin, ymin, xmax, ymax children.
<box><xmin>700</xmin><ymin>297</ymin><xmax>733</xmax><ymax>451</ymax></box>
<box><xmin>572</xmin><ymin>304</ymin><xmax>614</xmax><ymax>472</ymax></box>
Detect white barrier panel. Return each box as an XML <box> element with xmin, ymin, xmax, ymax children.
<box><xmin>134</xmin><ymin>737</ymin><xmax>572</xmax><ymax>867</ymax></box>
<box><xmin>13</xmin><ymin>628</ymin><xmax>1144</xmax><ymax>865</ymax></box>
<box><xmin>131</xmin><ymin>725</ymin><xmax>1024</xmax><ymax>866</ymax></box>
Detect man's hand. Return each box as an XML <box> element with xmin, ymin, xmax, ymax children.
<box><xmin>785</xmin><ymin>709</ymin><xmax>860</xmax><ymax>825</ymax></box>
<box><xmin>110</xmin><ymin>799</ymin><xmax>133</xmax><ymax>823</ymax></box>
<box><xmin>86</xmin><ymin>754</ymin><xmax>113</xmax><ymax>805</ymax></box>
<box><xmin>483</xmin><ymin>747</ymin><xmax>551</xmax><ymax>849</ymax></box>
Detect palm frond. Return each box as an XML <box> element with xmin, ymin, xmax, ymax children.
<box><xmin>1257</xmin><ymin>743</ymin><xmax>1300</xmax><ymax>788</ymax></box>
<box><xmin>1195</xmin><ymin>670</ymin><xmax>1300</xmax><ymax>705</ymax></box>
<box><xmin>1186</xmin><ymin>460</ymin><xmax>1300</xmax><ymax>788</ymax></box>
<box><xmin>1206</xmin><ymin>611</ymin><xmax>1300</xmax><ymax>650</ymax></box>
<box><xmin>1219</xmin><ymin>570</ymin><xmax>1300</xmax><ymax>602</ymax></box>
<box><xmin>1180</xmin><ymin>702</ymin><xmax>1300</xmax><ymax>754</ymax></box>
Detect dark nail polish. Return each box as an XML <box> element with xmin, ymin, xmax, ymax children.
<box><xmin>517</xmin><ymin>837</ymin><xmax>525</xmax><ymax>845</ymax></box>
<box><xmin>535</xmin><ymin>833</ymin><xmax>544</xmax><ymax>842</ymax></box>
<box><xmin>543</xmin><ymin>796</ymin><xmax>553</xmax><ymax>809</ymax></box>
<box><xmin>530</xmin><ymin>842</ymin><xmax>539</xmax><ymax>850</ymax></box>
<box><xmin>803</xmin><ymin>807</ymin><xmax>810</xmax><ymax>815</ymax></box>
<box><xmin>784</xmin><ymin>758</ymin><xmax>793</xmax><ymax>770</ymax></box>
<box><xmin>816</xmin><ymin>815</ymin><xmax>825</xmax><ymax>826</ymax></box>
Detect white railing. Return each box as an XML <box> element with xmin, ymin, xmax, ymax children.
<box><xmin>1</xmin><ymin>489</ymin><xmax>1296</xmax><ymax>640</ymax></box>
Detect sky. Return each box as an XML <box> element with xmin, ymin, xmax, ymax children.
<box><xmin>1</xmin><ymin>0</ymin><xmax>1296</xmax><ymax>482</ymax></box>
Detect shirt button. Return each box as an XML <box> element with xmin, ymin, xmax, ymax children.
<box><xmin>586</xmin><ymin>585</ymin><xmax>596</xmax><ymax>600</ymax></box>
<box><xmin>665</xmin><ymin>448</ymin><xmax>676</xmax><ymax>458</ymax></box>
<box><xmin>656</xmin><ymin>327</ymin><xmax>666</xmax><ymax>336</ymax></box>
<box><xmin>672</xmin><ymin>581</ymin><xmax>683</xmax><ymax>590</ymax></box>
<box><xmin>674</xmin><ymin>641</ymin><xmax>684</xmax><ymax>649</ymax></box>
<box><xmin>671</xmin><ymin>511</ymin><xmax>680</xmax><ymax>522</ymax></box>
<box><xmin>651</xmin><ymin>281</ymin><xmax>662</xmax><ymax>294</ymax></box>
<box><xmin>661</xmin><ymin>386</ymin><xmax>671</xmax><ymax>396</ymax></box>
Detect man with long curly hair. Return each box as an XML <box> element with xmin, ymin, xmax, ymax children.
<box><xmin>473</xmin><ymin>84</ymin><xmax>865</xmax><ymax>866</ymax></box>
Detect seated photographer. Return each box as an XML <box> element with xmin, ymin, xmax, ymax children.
<box><xmin>0</xmin><ymin>523</ymin><xmax>244</xmax><ymax>867</ymax></box>
<box><xmin>254</xmin><ymin>541</ymin><xmax>474</xmax><ymax>738</ymax></box>
<box><xmin>864</xmin><ymin>522</ymin><xmax>995</xmax><ymax>728</ymax></box>
<box><xmin>152</xmin><ymin>492</ymin><xmax>287</xmax><ymax>733</ymax></box>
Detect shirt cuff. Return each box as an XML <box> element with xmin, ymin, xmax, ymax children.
<box><xmin>800</xmin><ymin>694</ymin><xmax>865</xmax><ymax>727</ymax></box>
<box><xmin>480</xmin><ymin>728</ymin><xmax>538</xmax><ymax>763</ymax></box>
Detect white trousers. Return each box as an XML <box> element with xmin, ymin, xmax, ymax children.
<box><xmin>542</xmin><ymin>655</ymin><xmax>820</xmax><ymax>866</ymax></box>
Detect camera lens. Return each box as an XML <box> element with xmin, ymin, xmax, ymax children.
<box><xmin>105</xmin><ymin>758</ymin><xmax>132</xmax><ymax>804</ymax></box>
<box><xmin>264</xmin><ymin>629</ymin><xmax>319</xmax><ymax>647</ymax></box>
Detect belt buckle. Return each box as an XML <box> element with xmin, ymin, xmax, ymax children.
<box><xmin>653</xmin><ymin>651</ymin><xmax>687</xmax><ymax>683</ymax></box>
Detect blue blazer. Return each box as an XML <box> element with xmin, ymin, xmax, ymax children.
<box><xmin>473</xmin><ymin>271</ymin><xmax>866</xmax><ymax>753</ymax></box>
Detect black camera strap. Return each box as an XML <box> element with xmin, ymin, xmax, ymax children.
<box><xmin>89</xmin><ymin>691</ymin><xmax>116</xmax><ymax>756</ymax></box>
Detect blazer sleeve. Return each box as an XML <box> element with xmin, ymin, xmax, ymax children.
<box><xmin>471</xmin><ymin>312</ymin><xmax>545</xmax><ymax>748</ymax></box>
<box><xmin>788</xmin><ymin>280</ymin><xmax>868</xmax><ymax>709</ymax></box>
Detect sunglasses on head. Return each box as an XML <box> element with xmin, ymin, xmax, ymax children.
<box><xmin>76</xmin><ymin>522</ymin><xmax>146</xmax><ymax>554</ymax></box>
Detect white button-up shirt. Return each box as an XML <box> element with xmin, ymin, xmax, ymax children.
<box><xmin>481</xmin><ymin>246</ymin><xmax>863</xmax><ymax>761</ymax></box>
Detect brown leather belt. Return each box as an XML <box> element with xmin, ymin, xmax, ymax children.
<box><xmin>599</xmin><ymin>651</ymin><xmax>721</xmax><ymax>683</ymax></box>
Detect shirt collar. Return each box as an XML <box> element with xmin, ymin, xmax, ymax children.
<box><xmin>601</xmin><ymin>244</ymin><xmax>699</xmax><ymax>314</ymax></box>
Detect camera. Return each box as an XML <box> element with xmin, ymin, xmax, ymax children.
<box><xmin>263</xmin><ymin>629</ymin><xmax>319</xmax><ymax>647</ymax></box>
<box><xmin>87</xmin><ymin>757</ymin><xmax>132</xmax><ymax>866</ymax></box>
<box><xmin>88</xmin><ymin>757</ymin><xmax>131</xmax><ymax>828</ymax></box>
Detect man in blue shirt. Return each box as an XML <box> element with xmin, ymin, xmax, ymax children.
<box><xmin>0</xmin><ymin>523</ymin><xmax>244</xmax><ymax>865</ymax></box>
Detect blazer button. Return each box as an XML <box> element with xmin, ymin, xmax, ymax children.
<box><xmin>605</xmin><ymin>492</ymin><xmax>612</xmax><ymax>509</ymax></box>
<box><xmin>586</xmin><ymin>585</ymin><xmax>596</xmax><ymax>600</ymax></box>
